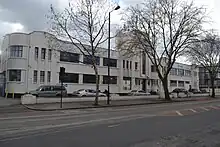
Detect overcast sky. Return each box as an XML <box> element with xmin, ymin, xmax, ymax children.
<box><xmin>0</xmin><ymin>0</ymin><xmax>219</xmax><ymax>46</ymax></box>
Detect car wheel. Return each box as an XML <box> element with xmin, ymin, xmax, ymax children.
<box><xmin>56</xmin><ymin>94</ymin><xmax>61</xmax><ymax>97</ymax></box>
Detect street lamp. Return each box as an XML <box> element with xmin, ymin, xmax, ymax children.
<box><xmin>107</xmin><ymin>5</ymin><xmax>120</xmax><ymax>105</ymax></box>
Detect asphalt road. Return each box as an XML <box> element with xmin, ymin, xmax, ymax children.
<box><xmin>0</xmin><ymin>99</ymin><xmax>220</xmax><ymax>147</ymax></box>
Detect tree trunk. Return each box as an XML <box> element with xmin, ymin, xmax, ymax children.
<box><xmin>94</xmin><ymin>66</ymin><xmax>99</xmax><ymax>105</ymax></box>
<box><xmin>161</xmin><ymin>77</ymin><xmax>171</xmax><ymax>101</ymax></box>
<box><xmin>211</xmin><ymin>78</ymin><xmax>215</xmax><ymax>98</ymax></box>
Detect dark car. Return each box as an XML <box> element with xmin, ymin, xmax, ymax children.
<box><xmin>189</xmin><ymin>89</ymin><xmax>201</xmax><ymax>94</ymax></box>
<box><xmin>150</xmin><ymin>90</ymin><xmax>159</xmax><ymax>95</ymax></box>
<box><xmin>172</xmin><ymin>88</ymin><xmax>188</xmax><ymax>94</ymax></box>
<box><xmin>200</xmin><ymin>89</ymin><xmax>208</xmax><ymax>93</ymax></box>
<box><xmin>30</xmin><ymin>85</ymin><xmax>67</xmax><ymax>97</ymax></box>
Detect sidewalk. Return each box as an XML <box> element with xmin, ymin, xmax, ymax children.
<box><xmin>0</xmin><ymin>97</ymin><xmax>20</xmax><ymax>107</ymax></box>
<box><xmin>24</xmin><ymin>96</ymin><xmax>216</xmax><ymax>111</ymax></box>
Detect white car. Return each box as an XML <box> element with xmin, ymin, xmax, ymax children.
<box><xmin>73</xmin><ymin>89</ymin><xmax>106</xmax><ymax>97</ymax></box>
<box><xmin>128</xmin><ymin>90</ymin><xmax>151</xmax><ymax>96</ymax></box>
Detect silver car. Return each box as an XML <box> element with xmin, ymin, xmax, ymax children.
<box><xmin>128</xmin><ymin>90</ymin><xmax>151</xmax><ymax>96</ymax></box>
<box><xmin>73</xmin><ymin>89</ymin><xmax>106</xmax><ymax>97</ymax></box>
<box><xmin>30</xmin><ymin>85</ymin><xmax>67</xmax><ymax>97</ymax></box>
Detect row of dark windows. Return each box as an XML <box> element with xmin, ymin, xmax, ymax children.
<box><xmin>123</xmin><ymin>60</ymin><xmax>138</xmax><ymax>70</ymax></box>
<box><xmin>59</xmin><ymin>73</ymin><xmax>117</xmax><ymax>84</ymax></box>
<box><xmin>35</xmin><ymin>47</ymin><xmax>52</xmax><ymax>60</ymax></box>
<box><xmin>60</xmin><ymin>51</ymin><xmax>117</xmax><ymax>67</ymax></box>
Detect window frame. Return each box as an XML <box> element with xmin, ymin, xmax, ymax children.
<box><xmin>170</xmin><ymin>80</ymin><xmax>177</xmax><ymax>87</ymax></box>
<box><xmin>60</xmin><ymin>73</ymin><xmax>79</xmax><ymax>83</ymax></box>
<box><xmin>9</xmin><ymin>70</ymin><xmax>21</xmax><ymax>82</ymax></box>
<box><xmin>47</xmin><ymin>71</ymin><xmax>51</xmax><ymax>83</ymax></box>
<box><xmin>103</xmin><ymin>76</ymin><xmax>117</xmax><ymax>84</ymax></box>
<box><xmin>83</xmin><ymin>74</ymin><xmax>98</xmax><ymax>84</ymax></box>
<box><xmin>48</xmin><ymin>49</ymin><xmax>52</xmax><ymax>61</ymax></box>
<box><xmin>41</xmin><ymin>48</ymin><xmax>46</xmax><ymax>60</ymax></box>
<box><xmin>10</xmin><ymin>45</ymin><xmax>23</xmax><ymax>58</ymax></box>
<box><xmin>60</xmin><ymin>51</ymin><xmax>79</xmax><ymax>63</ymax></box>
<box><xmin>135</xmin><ymin>62</ymin><xmax>138</xmax><ymax>70</ymax></box>
<box><xmin>35</xmin><ymin>47</ymin><xmax>39</xmax><ymax>60</ymax></box>
<box><xmin>103</xmin><ymin>58</ymin><xmax>117</xmax><ymax>67</ymax></box>
<box><xmin>40</xmin><ymin>71</ymin><xmax>45</xmax><ymax>83</ymax></box>
<box><xmin>33</xmin><ymin>70</ymin><xmax>38</xmax><ymax>83</ymax></box>
<box><xmin>83</xmin><ymin>55</ymin><xmax>100</xmax><ymax>65</ymax></box>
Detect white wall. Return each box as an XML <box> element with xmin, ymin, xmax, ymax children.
<box><xmin>1</xmin><ymin>31</ymin><xmax>200</xmax><ymax>95</ymax></box>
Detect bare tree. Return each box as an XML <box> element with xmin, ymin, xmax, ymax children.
<box><xmin>186</xmin><ymin>31</ymin><xmax>220</xmax><ymax>98</ymax></box>
<box><xmin>48</xmin><ymin>0</ymin><xmax>117</xmax><ymax>105</ymax></box>
<box><xmin>118</xmin><ymin>0</ymin><xmax>206</xmax><ymax>100</ymax></box>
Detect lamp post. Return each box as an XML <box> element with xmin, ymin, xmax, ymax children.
<box><xmin>107</xmin><ymin>5</ymin><xmax>120</xmax><ymax>105</ymax></box>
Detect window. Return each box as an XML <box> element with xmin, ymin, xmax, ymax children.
<box><xmin>83</xmin><ymin>74</ymin><xmax>98</xmax><ymax>84</ymax></box>
<box><xmin>135</xmin><ymin>78</ymin><xmax>141</xmax><ymax>85</ymax></box>
<box><xmin>44</xmin><ymin>86</ymin><xmax>52</xmax><ymax>91</ymax></box>
<box><xmin>185</xmin><ymin>81</ymin><xmax>190</xmax><ymax>84</ymax></box>
<box><xmin>41</xmin><ymin>48</ymin><xmax>46</xmax><ymax>60</ymax></box>
<box><xmin>60</xmin><ymin>51</ymin><xmax>79</xmax><ymax>63</ymax></box>
<box><xmin>142</xmin><ymin>53</ymin><xmax>146</xmax><ymax>74</ymax></box>
<box><xmin>10</xmin><ymin>46</ymin><xmax>23</xmax><ymax>57</ymax></box>
<box><xmin>135</xmin><ymin>62</ymin><xmax>138</xmax><ymax>70</ymax></box>
<box><xmin>103</xmin><ymin>76</ymin><xmax>117</xmax><ymax>84</ymax></box>
<box><xmin>126</xmin><ymin>61</ymin><xmax>129</xmax><ymax>69</ymax></box>
<box><xmin>178</xmin><ymin>69</ymin><xmax>184</xmax><ymax>76</ymax></box>
<box><xmin>40</xmin><ymin>71</ymin><xmax>45</xmax><ymax>83</ymax></box>
<box><xmin>151</xmin><ymin>65</ymin><xmax>157</xmax><ymax>72</ymax></box>
<box><xmin>130</xmin><ymin>61</ymin><xmax>132</xmax><ymax>69</ymax></box>
<box><xmin>35</xmin><ymin>47</ymin><xmax>39</xmax><ymax>60</ymax></box>
<box><xmin>123</xmin><ymin>60</ymin><xmax>125</xmax><ymax>68</ymax></box>
<box><xmin>60</xmin><ymin>73</ymin><xmax>79</xmax><ymax>83</ymax></box>
<box><xmin>47</xmin><ymin>71</ymin><xmax>51</xmax><ymax>83</ymax></box>
<box><xmin>151</xmin><ymin>79</ymin><xmax>158</xmax><ymax>86</ymax></box>
<box><xmin>123</xmin><ymin>77</ymin><xmax>131</xmax><ymax>90</ymax></box>
<box><xmin>103</xmin><ymin>58</ymin><xmax>117</xmax><ymax>67</ymax></box>
<box><xmin>170</xmin><ymin>68</ymin><xmax>177</xmax><ymax>75</ymax></box>
<box><xmin>33</xmin><ymin>70</ymin><xmax>38</xmax><ymax>83</ymax></box>
<box><xmin>48</xmin><ymin>49</ymin><xmax>52</xmax><ymax>60</ymax></box>
<box><xmin>194</xmin><ymin>71</ymin><xmax>197</xmax><ymax>77</ymax></box>
<box><xmin>178</xmin><ymin>81</ymin><xmax>184</xmax><ymax>87</ymax></box>
<box><xmin>185</xmin><ymin>70</ymin><xmax>191</xmax><ymax>76</ymax></box>
<box><xmin>9</xmin><ymin>70</ymin><xmax>21</xmax><ymax>81</ymax></box>
<box><xmin>53</xmin><ymin>86</ymin><xmax>66</xmax><ymax>91</ymax></box>
<box><xmin>170</xmin><ymin>80</ymin><xmax>177</xmax><ymax>87</ymax></box>
<box><xmin>83</xmin><ymin>55</ymin><xmax>100</xmax><ymax>65</ymax></box>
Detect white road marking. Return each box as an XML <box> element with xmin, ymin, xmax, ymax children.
<box><xmin>108</xmin><ymin>124</ymin><xmax>120</xmax><ymax>128</ymax></box>
<box><xmin>0</xmin><ymin>114</ymin><xmax>154</xmax><ymax>137</ymax></box>
<box><xmin>189</xmin><ymin>109</ymin><xmax>197</xmax><ymax>113</ymax></box>
<box><xmin>210</xmin><ymin>106</ymin><xmax>219</xmax><ymax>109</ymax></box>
<box><xmin>175</xmin><ymin>111</ymin><xmax>183</xmax><ymax>116</ymax></box>
<box><xmin>0</xmin><ymin>113</ymin><xmax>76</xmax><ymax>121</ymax></box>
<box><xmin>201</xmin><ymin>107</ymin><xmax>209</xmax><ymax>111</ymax></box>
<box><xmin>1</xmin><ymin>99</ymin><xmax>219</xmax><ymax>121</ymax></box>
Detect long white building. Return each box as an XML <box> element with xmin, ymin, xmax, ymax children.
<box><xmin>0</xmin><ymin>31</ymin><xmax>199</xmax><ymax>97</ymax></box>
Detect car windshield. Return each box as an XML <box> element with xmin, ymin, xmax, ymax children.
<box><xmin>36</xmin><ymin>86</ymin><xmax>43</xmax><ymax>91</ymax></box>
<box><xmin>77</xmin><ymin>89</ymin><xmax>84</xmax><ymax>92</ymax></box>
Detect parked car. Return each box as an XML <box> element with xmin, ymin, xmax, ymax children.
<box><xmin>188</xmin><ymin>88</ymin><xmax>201</xmax><ymax>94</ymax></box>
<box><xmin>172</xmin><ymin>88</ymin><xmax>188</xmax><ymax>94</ymax></box>
<box><xmin>200</xmin><ymin>89</ymin><xmax>208</xmax><ymax>93</ymax></box>
<box><xmin>171</xmin><ymin>88</ymin><xmax>190</xmax><ymax>98</ymax></box>
<box><xmin>150</xmin><ymin>90</ymin><xmax>159</xmax><ymax>95</ymax></box>
<box><xmin>30</xmin><ymin>85</ymin><xmax>67</xmax><ymax>97</ymax></box>
<box><xmin>73</xmin><ymin>89</ymin><xmax>106</xmax><ymax>97</ymax></box>
<box><xmin>128</xmin><ymin>90</ymin><xmax>151</xmax><ymax>96</ymax></box>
